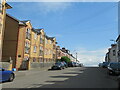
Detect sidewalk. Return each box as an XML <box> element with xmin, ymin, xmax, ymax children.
<box><xmin>14</xmin><ymin>67</ymin><xmax>50</xmax><ymax>77</ymax></box>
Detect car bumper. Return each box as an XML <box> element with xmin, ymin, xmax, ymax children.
<box><xmin>52</xmin><ymin>66</ymin><xmax>61</xmax><ymax>70</ymax></box>
<box><xmin>109</xmin><ymin>70</ymin><xmax>120</xmax><ymax>75</ymax></box>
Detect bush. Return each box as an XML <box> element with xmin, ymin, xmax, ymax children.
<box><xmin>60</xmin><ymin>56</ymin><xmax>71</xmax><ymax>63</ymax></box>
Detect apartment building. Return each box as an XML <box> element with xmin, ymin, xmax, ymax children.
<box><xmin>1</xmin><ymin>1</ymin><xmax>73</xmax><ymax>70</ymax></box>
<box><xmin>2</xmin><ymin>14</ymin><xmax>19</xmax><ymax>69</ymax></box>
<box><xmin>56</xmin><ymin>46</ymin><xmax>61</xmax><ymax>60</ymax></box>
<box><xmin>105</xmin><ymin>44</ymin><xmax>117</xmax><ymax>62</ymax></box>
<box><xmin>0</xmin><ymin>0</ymin><xmax>12</xmax><ymax>61</ymax></box>
<box><xmin>16</xmin><ymin>20</ymin><xmax>32</xmax><ymax>70</ymax></box>
<box><xmin>30</xmin><ymin>28</ymin><xmax>43</xmax><ymax>63</ymax></box>
<box><xmin>44</xmin><ymin>35</ymin><xmax>56</xmax><ymax>62</ymax></box>
<box><xmin>2</xmin><ymin>13</ymin><xmax>34</xmax><ymax>70</ymax></box>
<box><xmin>38</xmin><ymin>29</ymin><xmax>44</xmax><ymax>63</ymax></box>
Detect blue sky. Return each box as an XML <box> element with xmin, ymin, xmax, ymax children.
<box><xmin>7</xmin><ymin>2</ymin><xmax>118</xmax><ymax>66</ymax></box>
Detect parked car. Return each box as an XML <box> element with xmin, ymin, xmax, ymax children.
<box><xmin>78</xmin><ymin>63</ymin><xmax>83</xmax><ymax>67</ymax></box>
<box><xmin>0</xmin><ymin>68</ymin><xmax>15</xmax><ymax>82</ymax></box>
<box><xmin>102</xmin><ymin>62</ymin><xmax>109</xmax><ymax>68</ymax></box>
<box><xmin>117</xmin><ymin>75</ymin><xmax>120</xmax><ymax>88</ymax></box>
<box><xmin>98</xmin><ymin>63</ymin><xmax>103</xmax><ymax>67</ymax></box>
<box><xmin>51</xmin><ymin>62</ymin><xmax>65</xmax><ymax>70</ymax></box>
<box><xmin>68</xmin><ymin>62</ymin><xmax>76</xmax><ymax>67</ymax></box>
<box><xmin>74</xmin><ymin>62</ymin><xmax>80</xmax><ymax>67</ymax></box>
<box><xmin>62</xmin><ymin>61</ymin><xmax>68</xmax><ymax>68</ymax></box>
<box><xmin>107</xmin><ymin>62</ymin><xmax>120</xmax><ymax>75</ymax></box>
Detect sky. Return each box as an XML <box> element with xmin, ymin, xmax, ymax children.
<box><xmin>6</xmin><ymin>1</ymin><xmax>118</xmax><ymax>66</ymax></box>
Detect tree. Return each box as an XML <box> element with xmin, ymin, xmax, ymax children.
<box><xmin>60</xmin><ymin>56</ymin><xmax>71</xmax><ymax>63</ymax></box>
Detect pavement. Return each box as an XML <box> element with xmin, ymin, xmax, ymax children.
<box><xmin>14</xmin><ymin>67</ymin><xmax>50</xmax><ymax>77</ymax></box>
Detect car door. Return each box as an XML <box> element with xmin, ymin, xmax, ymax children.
<box><xmin>2</xmin><ymin>69</ymin><xmax>10</xmax><ymax>81</ymax></box>
<box><xmin>0</xmin><ymin>68</ymin><xmax>2</xmax><ymax>82</ymax></box>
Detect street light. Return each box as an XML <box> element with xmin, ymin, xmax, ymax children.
<box><xmin>73</xmin><ymin>50</ymin><xmax>78</xmax><ymax>62</ymax></box>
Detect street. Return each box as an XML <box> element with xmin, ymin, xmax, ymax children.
<box><xmin>1</xmin><ymin>67</ymin><xmax>119</xmax><ymax>89</ymax></box>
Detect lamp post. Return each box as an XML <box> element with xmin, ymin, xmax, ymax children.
<box><xmin>73</xmin><ymin>50</ymin><xmax>78</xmax><ymax>62</ymax></box>
<box><xmin>76</xmin><ymin>52</ymin><xmax>77</xmax><ymax>62</ymax></box>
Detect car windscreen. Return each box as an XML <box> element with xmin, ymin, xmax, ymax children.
<box><xmin>55</xmin><ymin>63</ymin><xmax>61</xmax><ymax>65</ymax></box>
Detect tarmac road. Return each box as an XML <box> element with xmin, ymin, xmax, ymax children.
<box><xmin>1</xmin><ymin>67</ymin><xmax>119</xmax><ymax>89</ymax></box>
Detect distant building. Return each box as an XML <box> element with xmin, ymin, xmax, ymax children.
<box><xmin>105</xmin><ymin>44</ymin><xmax>117</xmax><ymax>62</ymax></box>
<box><xmin>116</xmin><ymin>1</ymin><xmax>120</xmax><ymax>62</ymax></box>
<box><xmin>116</xmin><ymin>35</ymin><xmax>120</xmax><ymax>62</ymax></box>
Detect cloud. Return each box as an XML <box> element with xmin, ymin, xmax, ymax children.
<box><xmin>72</xmin><ymin>48</ymin><xmax>108</xmax><ymax>66</ymax></box>
<box><xmin>37</xmin><ymin>2</ymin><xmax>72</xmax><ymax>14</ymax></box>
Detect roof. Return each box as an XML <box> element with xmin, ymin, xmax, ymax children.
<box><xmin>45</xmin><ymin>35</ymin><xmax>55</xmax><ymax>41</ymax></box>
<box><xmin>6</xmin><ymin>13</ymin><xmax>20</xmax><ymax>22</ymax></box>
<box><xmin>20</xmin><ymin>20</ymin><xmax>33</xmax><ymax>27</ymax></box>
<box><xmin>5</xmin><ymin>3</ymin><xmax>12</xmax><ymax>9</ymax></box>
<box><xmin>6</xmin><ymin>14</ymin><xmax>31</xmax><ymax>26</ymax></box>
<box><xmin>32</xmin><ymin>28</ymin><xmax>43</xmax><ymax>34</ymax></box>
<box><xmin>116</xmin><ymin>35</ymin><xmax>120</xmax><ymax>42</ymax></box>
<box><xmin>19</xmin><ymin>21</ymin><xmax>27</xmax><ymax>26</ymax></box>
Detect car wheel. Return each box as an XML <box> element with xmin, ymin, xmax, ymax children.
<box><xmin>59</xmin><ymin>67</ymin><xmax>62</xmax><ymax>70</ymax></box>
<box><xmin>108</xmin><ymin>71</ymin><xmax>112</xmax><ymax>75</ymax></box>
<box><xmin>8</xmin><ymin>73</ymin><xmax>15</xmax><ymax>82</ymax></box>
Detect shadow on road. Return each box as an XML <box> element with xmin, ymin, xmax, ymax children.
<box><xmin>2</xmin><ymin>67</ymin><xmax>119</xmax><ymax>89</ymax></box>
<box><xmin>31</xmin><ymin>67</ymin><xmax>119</xmax><ymax>88</ymax></box>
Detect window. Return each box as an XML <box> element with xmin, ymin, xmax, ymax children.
<box><xmin>34</xmin><ymin>33</ymin><xmax>37</xmax><ymax>39</ymax></box>
<box><xmin>40</xmin><ymin>35</ymin><xmax>43</xmax><ymax>44</ymax></box>
<box><xmin>25</xmin><ymin>47</ymin><xmax>30</xmax><ymax>54</ymax></box>
<box><xmin>113</xmin><ymin>50</ymin><xmax>116</xmax><ymax>56</ymax></box>
<box><xmin>50</xmin><ymin>41</ymin><xmax>52</xmax><ymax>44</ymax></box>
<box><xmin>39</xmin><ymin>46</ymin><xmax>43</xmax><ymax>56</ymax></box>
<box><xmin>33</xmin><ymin>57</ymin><xmax>36</xmax><ymax>62</ymax></box>
<box><xmin>33</xmin><ymin>46</ymin><xmax>37</xmax><ymax>53</ymax></box>
<box><xmin>40</xmin><ymin>35</ymin><xmax>42</xmax><ymax>39</ymax></box>
<box><xmin>45</xmin><ymin>38</ymin><xmax>48</xmax><ymax>44</ymax></box>
<box><xmin>26</xmin><ymin>28</ymin><xmax>31</xmax><ymax>40</ymax></box>
<box><xmin>39</xmin><ymin>58</ymin><xmax>43</xmax><ymax>62</ymax></box>
<box><xmin>25</xmin><ymin>41</ymin><xmax>30</xmax><ymax>54</ymax></box>
<box><xmin>53</xmin><ymin>45</ymin><xmax>56</xmax><ymax>49</ymax></box>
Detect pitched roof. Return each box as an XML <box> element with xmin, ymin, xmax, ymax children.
<box><xmin>6</xmin><ymin>13</ymin><xmax>19</xmax><ymax>22</ymax></box>
<box><xmin>6</xmin><ymin>13</ymin><xmax>27</xmax><ymax>26</ymax></box>
<box><xmin>32</xmin><ymin>28</ymin><xmax>43</xmax><ymax>34</ymax></box>
<box><xmin>116</xmin><ymin>35</ymin><xmax>120</xmax><ymax>42</ymax></box>
<box><xmin>5</xmin><ymin>3</ymin><xmax>12</xmax><ymax>9</ymax></box>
